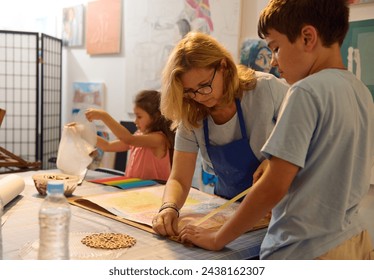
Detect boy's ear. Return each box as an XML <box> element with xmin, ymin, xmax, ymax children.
<box><xmin>301</xmin><ymin>25</ymin><xmax>318</xmax><ymax>50</ymax></box>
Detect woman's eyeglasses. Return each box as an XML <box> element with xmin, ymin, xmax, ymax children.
<box><xmin>183</xmin><ymin>67</ymin><xmax>217</xmax><ymax>99</ymax></box>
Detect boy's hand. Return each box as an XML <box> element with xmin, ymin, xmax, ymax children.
<box><xmin>253</xmin><ymin>159</ymin><xmax>269</xmax><ymax>184</ymax></box>
<box><xmin>178</xmin><ymin>225</ymin><xmax>224</xmax><ymax>251</ymax></box>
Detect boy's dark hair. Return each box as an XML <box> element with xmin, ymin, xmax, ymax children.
<box><xmin>258</xmin><ymin>0</ymin><xmax>350</xmax><ymax>46</ymax></box>
<box><xmin>134</xmin><ymin>90</ymin><xmax>176</xmax><ymax>157</ymax></box>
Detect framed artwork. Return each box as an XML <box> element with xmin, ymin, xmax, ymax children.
<box><xmin>62</xmin><ymin>5</ymin><xmax>84</xmax><ymax>47</ymax></box>
<box><xmin>240</xmin><ymin>38</ymin><xmax>280</xmax><ymax>78</ymax></box>
<box><xmin>72</xmin><ymin>82</ymin><xmax>105</xmax><ymax>116</ymax></box>
<box><xmin>124</xmin><ymin>0</ymin><xmax>241</xmax><ymax>114</ymax></box>
<box><xmin>341</xmin><ymin>19</ymin><xmax>374</xmax><ymax>101</ymax></box>
<box><xmin>86</xmin><ymin>0</ymin><xmax>121</xmax><ymax>55</ymax></box>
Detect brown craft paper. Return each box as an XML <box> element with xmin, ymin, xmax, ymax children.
<box><xmin>68</xmin><ymin>186</ymin><xmax>270</xmax><ymax>244</ymax></box>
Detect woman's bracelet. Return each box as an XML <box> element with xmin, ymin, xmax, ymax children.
<box><xmin>158</xmin><ymin>202</ymin><xmax>180</xmax><ymax>217</ymax></box>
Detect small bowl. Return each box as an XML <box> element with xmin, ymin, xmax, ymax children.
<box><xmin>32</xmin><ymin>173</ymin><xmax>80</xmax><ymax>197</ymax></box>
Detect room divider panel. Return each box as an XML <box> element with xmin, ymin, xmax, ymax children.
<box><xmin>39</xmin><ymin>34</ymin><xmax>63</xmax><ymax>170</ymax></box>
<box><xmin>0</xmin><ymin>31</ymin><xmax>62</xmax><ymax>173</ymax></box>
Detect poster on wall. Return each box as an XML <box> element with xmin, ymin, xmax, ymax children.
<box><xmin>72</xmin><ymin>82</ymin><xmax>105</xmax><ymax>117</ymax></box>
<box><xmin>62</xmin><ymin>5</ymin><xmax>84</xmax><ymax>47</ymax></box>
<box><xmin>240</xmin><ymin>38</ymin><xmax>280</xmax><ymax>78</ymax></box>
<box><xmin>86</xmin><ymin>0</ymin><xmax>121</xmax><ymax>55</ymax></box>
<box><xmin>341</xmin><ymin>19</ymin><xmax>374</xmax><ymax>101</ymax></box>
<box><xmin>124</xmin><ymin>0</ymin><xmax>241</xmax><ymax>115</ymax></box>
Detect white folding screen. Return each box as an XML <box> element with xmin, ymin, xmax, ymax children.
<box><xmin>40</xmin><ymin>34</ymin><xmax>62</xmax><ymax>170</ymax></box>
<box><xmin>0</xmin><ymin>31</ymin><xmax>39</xmax><ymax>170</ymax></box>
<box><xmin>0</xmin><ymin>31</ymin><xmax>62</xmax><ymax>172</ymax></box>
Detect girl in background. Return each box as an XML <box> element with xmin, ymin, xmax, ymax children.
<box><xmin>85</xmin><ymin>90</ymin><xmax>175</xmax><ymax>181</ymax></box>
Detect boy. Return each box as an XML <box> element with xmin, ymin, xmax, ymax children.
<box><xmin>179</xmin><ymin>0</ymin><xmax>374</xmax><ymax>259</ymax></box>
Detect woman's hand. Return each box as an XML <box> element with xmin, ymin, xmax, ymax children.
<box><xmin>178</xmin><ymin>225</ymin><xmax>225</xmax><ymax>251</ymax></box>
<box><xmin>253</xmin><ymin>159</ymin><xmax>269</xmax><ymax>184</ymax></box>
<box><xmin>152</xmin><ymin>208</ymin><xmax>179</xmax><ymax>237</ymax></box>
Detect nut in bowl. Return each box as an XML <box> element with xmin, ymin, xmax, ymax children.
<box><xmin>32</xmin><ymin>173</ymin><xmax>80</xmax><ymax>197</ymax></box>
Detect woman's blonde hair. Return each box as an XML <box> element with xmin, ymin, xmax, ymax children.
<box><xmin>160</xmin><ymin>32</ymin><xmax>257</xmax><ymax>130</ymax></box>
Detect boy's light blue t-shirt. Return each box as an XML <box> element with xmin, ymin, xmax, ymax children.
<box><xmin>261</xmin><ymin>69</ymin><xmax>374</xmax><ymax>259</ymax></box>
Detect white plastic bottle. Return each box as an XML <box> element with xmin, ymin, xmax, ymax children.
<box><xmin>38</xmin><ymin>181</ymin><xmax>71</xmax><ymax>260</ymax></box>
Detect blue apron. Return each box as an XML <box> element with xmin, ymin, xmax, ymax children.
<box><xmin>203</xmin><ymin>99</ymin><xmax>260</xmax><ymax>199</ymax></box>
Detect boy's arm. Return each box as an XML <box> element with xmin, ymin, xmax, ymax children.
<box><xmin>179</xmin><ymin>156</ymin><xmax>299</xmax><ymax>251</ymax></box>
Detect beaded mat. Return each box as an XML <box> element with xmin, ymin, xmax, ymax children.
<box><xmin>19</xmin><ymin>232</ymin><xmax>133</xmax><ymax>260</ymax></box>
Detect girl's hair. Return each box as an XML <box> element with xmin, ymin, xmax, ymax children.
<box><xmin>134</xmin><ymin>90</ymin><xmax>175</xmax><ymax>151</ymax></box>
<box><xmin>160</xmin><ymin>32</ymin><xmax>257</xmax><ymax>130</ymax></box>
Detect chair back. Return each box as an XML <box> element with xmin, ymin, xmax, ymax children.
<box><xmin>114</xmin><ymin>121</ymin><xmax>137</xmax><ymax>171</ymax></box>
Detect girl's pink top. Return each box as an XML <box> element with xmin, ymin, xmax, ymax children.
<box><xmin>125</xmin><ymin>132</ymin><xmax>171</xmax><ymax>181</ymax></box>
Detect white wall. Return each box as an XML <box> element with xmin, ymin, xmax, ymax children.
<box><xmin>61</xmin><ymin>0</ymin><xmax>127</xmax><ymax>126</ymax></box>
<box><xmin>349</xmin><ymin>2</ymin><xmax>374</xmax><ymax>20</ymax></box>
<box><xmin>61</xmin><ymin>25</ymin><xmax>127</xmax><ymax>125</ymax></box>
<box><xmin>0</xmin><ymin>0</ymin><xmax>62</xmax><ymax>35</ymax></box>
<box><xmin>240</xmin><ymin>0</ymin><xmax>265</xmax><ymax>43</ymax></box>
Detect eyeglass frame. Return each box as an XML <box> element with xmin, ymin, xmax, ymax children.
<box><xmin>183</xmin><ymin>67</ymin><xmax>218</xmax><ymax>99</ymax></box>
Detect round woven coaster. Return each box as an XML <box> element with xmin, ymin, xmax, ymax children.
<box><xmin>81</xmin><ymin>233</ymin><xmax>136</xmax><ymax>250</ymax></box>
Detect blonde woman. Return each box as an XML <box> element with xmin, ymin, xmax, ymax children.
<box><xmin>152</xmin><ymin>32</ymin><xmax>288</xmax><ymax>237</ymax></box>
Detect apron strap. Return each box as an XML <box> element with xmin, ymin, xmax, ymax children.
<box><xmin>203</xmin><ymin>118</ymin><xmax>210</xmax><ymax>148</ymax></box>
<box><xmin>235</xmin><ymin>98</ymin><xmax>248</xmax><ymax>140</ymax></box>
